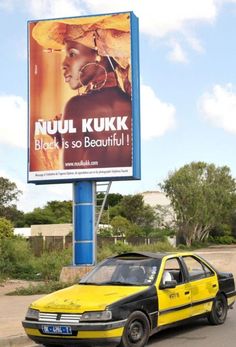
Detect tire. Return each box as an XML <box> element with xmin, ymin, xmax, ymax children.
<box><xmin>119</xmin><ymin>311</ymin><xmax>150</xmax><ymax>347</ymax></box>
<box><xmin>208</xmin><ymin>294</ymin><xmax>228</xmax><ymax>325</ymax></box>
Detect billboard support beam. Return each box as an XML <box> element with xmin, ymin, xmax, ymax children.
<box><xmin>73</xmin><ymin>181</ymin><xmax>96</xmax><ymax>265</ymax></box>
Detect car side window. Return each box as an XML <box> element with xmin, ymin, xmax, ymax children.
<box><xmin>182</xmin><ymin>256</ymin><xmax>214</xmax><ymax>281</ymax></box>
<box><xmin>162</xmin><ymin>258</ymin><xmax>184</xmax><ymax>285</ymax></box>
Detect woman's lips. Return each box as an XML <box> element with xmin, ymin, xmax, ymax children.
<box><xmin>64</xmin><ymin>75</ymin><xmax>71</xmax><ymax>83</ymax></box>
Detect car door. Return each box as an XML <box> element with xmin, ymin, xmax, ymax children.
<box><xmin>157</xmin><ymin>257</ymin><xmax>191</xmax><ymax>327</ymax></box>
<box><xmin>181</xmin><ymin>255</ymin><xmax>219</xmax><ymax>317</ymax></box>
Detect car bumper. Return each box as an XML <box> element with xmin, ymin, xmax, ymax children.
<box><xmin>22</xmin><ymin>319</ymin><xmax>126</xmax><ymax>346</ymax></box>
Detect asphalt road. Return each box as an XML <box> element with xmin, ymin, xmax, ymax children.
<box><xmin>28</xmin><ymin>246</ymin><xmax>236</xmax><ymax>347</ymax></box>
<box><xmin>148</xmin><ymin>308</ymin><xmax>236</xmax><ymax>347</ymax></box>
<box><xmin>31</xmin><ymin>307</ymin><xmax>236</xmax><ymax>347</ymax></box>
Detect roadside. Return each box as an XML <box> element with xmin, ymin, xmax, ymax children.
<box><xmin>0</xmin><ymin>279</ymin><xmax>38</xmax><ymax>296</ymax></box>
<box><xmin>0</xmin><ymin>281</ymin><xmax>42</xmax><ymax>347</ymax></box>
<box><xmin>0</xmin><ymin>245</ymin><xmax>236</xmax><ymax>347</ymax></box>
<box><xmin>196</xmin><ymin>245</ymin><xmax>236</xmax><ymax>278</ymax></box>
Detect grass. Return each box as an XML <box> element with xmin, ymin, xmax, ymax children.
<box><xmin>6</xmin><ymin>281</ymin><xmax>72</xmax><ymax>296</ymax></box>
<box><xmin>5</xmin><ymin>241</ymin><xmax>176</xmax><ymax>295</ymax></box>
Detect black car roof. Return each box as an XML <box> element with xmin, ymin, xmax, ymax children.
<box><xmin>112</xmin><ymin>252</ymin><xmax>168</xmax><ymax>260</ymax></box>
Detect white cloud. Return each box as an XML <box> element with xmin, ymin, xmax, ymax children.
<box><xmin>24</xmin><ymin>0</ymin><xmax>84</xmax><ymax>19</ymax></box>
<box><xmin>198</xmin><ymin>83</ymin><xmax>236</xmax><ymax>134</ymax></box>
<box><xmin>4</xmin><ymin>0</ymin><xmax>233</xmax><ymax>63</ymax></box>
<box><xmin>84</xmin><ymin>0</ymin><xmax>218</xmax><ymax>62</ymax></box>
<box><xmin>47</xmin><ymin>184</ymin><xmax>72</xmax><ymax>197</ymax></box>
<box><xmin>0</xmin><ymin>95</ymin><xmax>27</xmax><ymax>148</ymax></box>
<box><xmin>84</xmin><ymin>0</ymin><xmax>217</xmax><ymax>37</ymax></box>
<box><xmin>168</xmin><ymin>41</ymin><xmax>188</xmax><ymax>63</ymax></box>
<box><xmin>18</xmin><ymin>183</ymin><xmax>72</xmax><ymax>212</ymax></box>
<box><xmin>0</xmin><ymin>0</ymin><xmax>14</xmax><ymax>11</ymax></box>
<box><xmin>141</xmin><ymin>84</ymin><xmax>176</xmax><ymax>140</ymax></box>
<box><xmin>185</xmin><ymin>35</ymin><xmax>204</xmax><ymax>54</ymax></box>
<box><xmin>18</xmin><ymin>0</ymin><xmax>220</xmax><ymax>62</ymax></box>
<box><xmin>20</xmin><ymin>0</ymin><xmax>220</xmax><ymax>34</ymax></box>
<box><xmin>0</xmin><ymin>168</ymin><xmax>72</xmax><ymax>211</ymax></box>
<box><xmin>0</xmin><ymin>170</ymin><xmax>27</xmax><ymax>197</ymax></box>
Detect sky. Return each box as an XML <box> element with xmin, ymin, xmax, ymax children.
<box><xmin>1</xmin><ymin>0</ymin><xmax>236</xmax><ymax>212</ymax></box>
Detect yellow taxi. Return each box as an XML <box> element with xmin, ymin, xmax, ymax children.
<box><xmin>22</xmin><ymin>252</ymin><xmax>236</xmax><ymax>347</ymax></box>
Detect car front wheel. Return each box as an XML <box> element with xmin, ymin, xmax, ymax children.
<box><xmin>119</xmin><ymin>311</ymin><xmax>150</xmax><ymax>347</ymax></box>
<box><xmin>208</xmin><ymin>294</ymin><xmax>228</xmax><ymax>325</ymax></box>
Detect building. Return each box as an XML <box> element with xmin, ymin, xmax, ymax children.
<box><xmin>142</xmin><ymin>191</ymin><xmax>170</xmax><ymax>207</ymax></box>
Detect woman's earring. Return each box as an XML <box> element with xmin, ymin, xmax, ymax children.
<box><xmin>96</xmin><ymin>54</ymin><xmax>101</xmax><ymax>63</ymax></box>
<box><xmin>78</xmin><ymin>62</ymin><xmax>107</xmax><ymax>92</ymax></box>
<box><xmin>93</xmin><ymin>32</ymin><xmax>102</xmax><ymax>63</ymax></box>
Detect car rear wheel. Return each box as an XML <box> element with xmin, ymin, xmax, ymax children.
<box><xmin>119</xmin><ymin>311</ymin><xmax>150</xmax><ymax>347</ymax></box>
<box><xmin>208</xmin><ymin>294</ymin><xmax>228</xmax><ymax>325</ymax></box>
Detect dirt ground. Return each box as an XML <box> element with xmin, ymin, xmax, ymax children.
<box><xmin>0</xmin><ymin>279</ymin><xmax>38</xmax><ymax>296</ymax></box>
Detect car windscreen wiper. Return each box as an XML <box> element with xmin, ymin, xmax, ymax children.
<box><xmin>99</xmin><ymin>281</ymin><xmax>139</xmax><ymax>286</ymax></box>
<box><xmin>79</xmin><ymin>282</ymin><xmax>103</xmax><ymax>285</ymax></box>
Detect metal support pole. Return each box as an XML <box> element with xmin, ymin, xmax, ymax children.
<box><xmin>73</xmin><ymin>181</ymin><xmax>96</xmax><ymax>265</ymax></box>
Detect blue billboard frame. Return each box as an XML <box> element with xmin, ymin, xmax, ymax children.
<box><xmin>27</xmin><ymin>11</ymin><xmax>140</xmax><ymax>185</ymax></box>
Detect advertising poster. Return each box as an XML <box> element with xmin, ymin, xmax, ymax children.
<box><xmin>28</xmin><ymin>12</ymin><xmax>140</xmax><ymax>183</ymax></box>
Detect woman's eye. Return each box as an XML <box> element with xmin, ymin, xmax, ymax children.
<box><xmin>68</xmin><ymin>49</ymin><xmax>79</xmax><ymax>58</ymax></box>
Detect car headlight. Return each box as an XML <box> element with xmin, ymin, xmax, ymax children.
<box><xmin>80</xmin><ymin>310</ymin><xmax>112</xmax><ymax>322</ymax></box>
<box><xmin>26</xmin><ymin>307</ymin><xmax>39</xmax><ymax>320</ymax></box>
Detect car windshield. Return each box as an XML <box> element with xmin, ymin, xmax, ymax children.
<box><xmin>79</xmin><ymin>256</ymin><xmax>161</xmax><ymax>286</ymax></box>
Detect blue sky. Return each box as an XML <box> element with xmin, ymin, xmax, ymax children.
<box><xmin>1</xmin><ymin>0</ymin><xmax>236</xmax><ymax>211</ymax></box>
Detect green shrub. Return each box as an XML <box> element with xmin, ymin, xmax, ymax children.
<box><xmin>135</xmin><ymin>241</ymin><xmax>174</xmax><ymax>253</ymax></box>
<box><xmin>209</xmin><ymin>235</ymin><xmax>235</xmax><ymax>245</ymax></box>
<box><xmin>97</xmin><ymin>241</ymin><xmax>175</xmax><ymax>263</ymax></box>
<box><xmin>191</xmin><ymin>240</ymin><xmax>210</xmax><ymax>249</ymax></box>
<box><xmin>97</xmin><ymin>245</ymin><xmax>114</xmax><ymax>262</ymax></box>
<box><xmin>0</xmin><ymin>237</ymin><xmax>36</xmax><ymax>279</ymax></box>
<box><xmin>97</xmin><ymin>242</ymin><xmax>134</xmax><ymax>262</ymax></box>
<box><xmin>177</xmin><ymin>244</ymin><xmax>189</xmax><ymax>250</ymax></box>
<box><xmin>34</xmin><ymin>248</ymin><xmax>72</xmax><ymax>281</ymax></box>
<box><xmin>149</xmin><ymin>228</ymin><xmax>176</xmax><ymax>241</ymax></box>
<box><xmin>0</xmin><ymin>218</ymin><xmax>14</xmax><ymax>239</ymax></box>
<box><xmin>0</xmin><ymin>236</ymin><xmax>72</xmax><ymax>281</ymax></box>
<box><xmin>110</xmin><ymin>241</ymin><xmax>134</xmax><ymax>254</ymax></box>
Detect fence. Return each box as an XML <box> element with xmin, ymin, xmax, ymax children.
<box><xmin>29</xmin><ymin>235</ymin><xmax>72</xmax><ymax>256</ymax></box>
<box><xmin>28</xmin><ymin>235</ymin><xmax>173</xmax><ymax>256</ymax></box>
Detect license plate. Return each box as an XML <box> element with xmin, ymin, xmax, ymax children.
<box><xmin>42</xmin><ymin>325</ymin><xmax>72</xmax><ymax>335</ymax></box>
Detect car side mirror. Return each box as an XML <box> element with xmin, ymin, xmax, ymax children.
<box><xmin>159</xmin><ymin>280</ymin><xmax>177</xmax><ymax>289</ymax></box>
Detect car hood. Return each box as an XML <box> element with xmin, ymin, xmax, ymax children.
<box><xmin>30</xmin><ymin>284</ymin><xmax>148</xmax><ymax>313</ymax></box>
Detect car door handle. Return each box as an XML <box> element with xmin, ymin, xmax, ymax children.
<box><xmin>212</xmin><ymin>284</ymin><xmax>217</xmax><ymax>288</ymax></box>
<box><xmin>185</xmin><ymin>291</ymin><xmax>190</xmax><ymax>295</ymax></box>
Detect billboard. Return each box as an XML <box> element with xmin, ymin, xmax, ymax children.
<box><xmin>28</xmin><ymin>12</ymin><xmax>140</xmax><ymax>183</ymax></box>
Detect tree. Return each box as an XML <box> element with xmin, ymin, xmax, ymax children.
<box><xmin>119</xmin><ymin>194</ymin><xmax>157</xmax><ymax>232</ymax></box>
<box><xmin>111</xmin><ymin>216</ymin><xmax>132</xmax><ymax>236</ymax></box>
<box><xmin>1</xmin><ymin>205</ymin><xmax>25</xmax><ymax>227</ymax></box>
<box><xmin>161</xmin><ymin>162</ymin><xmax>236</xmax><ymax>246</ymax></box>
<box><xmin>108</xmin><ymin>194</ymin><xmax>157</xmax><ymax>237</ymax></box>
<box><xmin>133</xmin><ymin>204</ymin><xmax>156</xmax><ymax>237</ymax></box>
<box><xmin>107</xmin><ymin>193</ymin><xmax>123</xmax><ymax>207</ymax></box>
<box><xmin>0</xmin><ymin>177</ymin><xmax>22</xmax><ymax>219</ymax></box>
<box><xmin>96</xmin><ymin>193</ymin><xmax>123</xmax><ymax>210</ymax></box>
<box><xmin>155</xmin><ymin>204</ymin><xmax>176</xmax><ymax>230</ymax></box>
<box><xmin>44</xmin><ymin>200</ymin><xmax>72</xmax><ymax>223</ymax></box>
<box><xmin>231</xmin><ymin>211</ymin><xmax>236</xmax><ymax>239</ymax></box>
<box><xmin>119</xmin><ymin>194</ymin><xmax>144</xmax><ymax>223</ymax></box>
<box><xmin>0</xmin><ymin>217</ymin><xmax>14</xmax><ymax>239</ymax></box>
<box><xmin>23</xmin><ymin>200</ymin><xmax>72</xmax><ymax>226</ymax></box>
<box><xmin>23</xmin><ymin>209</ymin><xmax>55</xmax><ymax>226</ymax></box>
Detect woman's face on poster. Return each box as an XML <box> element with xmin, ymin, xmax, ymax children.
<box><xmin>62</xmin><ymin>41</ymin><xmax>96</xmax><ymax>90</ymax></box>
